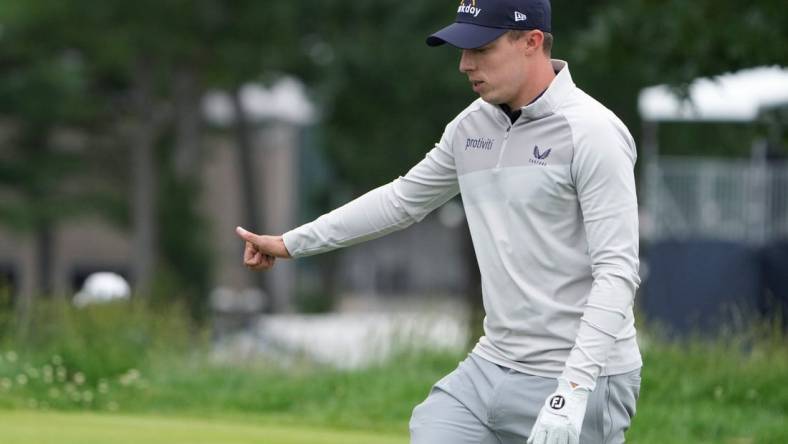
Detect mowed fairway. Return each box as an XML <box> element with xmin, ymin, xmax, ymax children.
<box><xmin>0</xmin><ymin>411</ymin><xmax>408</xmax><ymax>444</ymax></box>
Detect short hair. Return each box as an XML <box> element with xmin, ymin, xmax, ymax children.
<box><xmin>507</xmin><ymin>30</ymin><xmax>553</xmax><ymax>55</ymax></box>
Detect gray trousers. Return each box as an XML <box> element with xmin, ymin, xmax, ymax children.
<box><xmin>410</xmin><ymin>354</ymin><xmax>640</xmax><ymax>444</ymax></box>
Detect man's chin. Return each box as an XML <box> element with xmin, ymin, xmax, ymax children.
<box><xmin>478</xmin><ymin>94</ymin><xmax>503</xmax><ymax>106</ymax></box>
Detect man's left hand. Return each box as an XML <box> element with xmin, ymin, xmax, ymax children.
<box><xmin>527</xmin><ymin>379</ymin><xmax>590</xmax><ymax>444</ymax></box>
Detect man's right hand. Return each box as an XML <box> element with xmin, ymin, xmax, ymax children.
<box><xmin>235</xmin><ymin>226</ymin><xmax>291</xmax><ymax>271</ymax></box>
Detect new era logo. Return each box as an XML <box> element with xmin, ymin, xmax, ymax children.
<box><xmin>514</xmin><ymin>11</ymin><xmax>527</xmax><ymax>22</ymax></box>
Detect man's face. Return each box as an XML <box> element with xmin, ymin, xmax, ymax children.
<box><xmin>459</xmin><ymin>33</ymin><xmax>530</xmax><ymax>108</ymax></box>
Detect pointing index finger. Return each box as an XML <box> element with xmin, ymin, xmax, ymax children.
<box><xmin>236</xmin><ymin>226</ymin><xmax>257</xmax><ymax>243</ymax></box>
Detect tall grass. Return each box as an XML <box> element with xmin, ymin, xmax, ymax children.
<box><xmin>0</xmin><ymin>300</ymin><xmax>196</xmax><ymax>412</ymax></box>
<box><xmin>631</xmin><ymin>325</ymin><xmax>788</xmax><ymax>443</ymax></box>
<box><xmin>0</xmin><ymin>301</ymin><xmax>786</xmax><ymax>443</ymax></box>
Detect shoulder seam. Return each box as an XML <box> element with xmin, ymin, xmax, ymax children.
<box><xmin>445</xmin><ymin>101</ymin><xmax>486</xmax><ymax>153</ymax></box>
<box><xmin>557</xmin><ymin>112</ymin><xmax>578</xmax><ymax>187</ymax></box>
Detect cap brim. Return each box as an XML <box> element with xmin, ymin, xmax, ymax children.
<box><xmin>426</xmin><ymin>22</ymin><xmax>507</xmax><ymax>49</ymax></box>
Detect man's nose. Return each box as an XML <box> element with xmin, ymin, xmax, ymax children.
<box><xmin>459</xmin><ymin>50</ymin><xmax>475</xmax><ymax>73</ymax></box>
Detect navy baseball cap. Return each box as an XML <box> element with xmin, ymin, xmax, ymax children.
<box><xmin>427</xmin><ymin>0</ymin><xmax>552</xmax><ymax>49</ymax></box>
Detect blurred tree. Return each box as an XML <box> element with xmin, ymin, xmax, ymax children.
<box><xmin>0</xmin><ymin>1</ymin><xmax>208</xmax><ymax>319</ymax></box>
<box><xmin>580</xmin><ymin>0</ymin><xmax>786</xmax><ymax>86</ymax></box>
<box><xmin>570</xmin><ymin>0</ymin><xmax>788</xmax><ymax>143</ymax></box>
<box><xmin>0</xmin><ymin>0</ymin><xmax>311</xmax><ymax>319</ymax></box>
<box><xmin>0</xmin><ymin>2</ymin><xmax>126</xmax><ymax>330</ymax></box>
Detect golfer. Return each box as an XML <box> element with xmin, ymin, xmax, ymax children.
<box><xmin>236</xmin><ymin>0</ymin><xmax>641</xmax><ymax>442</ymax></box>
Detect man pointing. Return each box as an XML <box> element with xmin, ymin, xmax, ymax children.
<box><xmin>237</xmin><ymin>0</ymin><xmax>642</xmax><ymax>442</ymax></box>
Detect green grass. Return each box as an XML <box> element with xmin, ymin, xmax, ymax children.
<box><xmin>627</xmin><ymin>335</ymin><xmax>788</xmax><ymax>444</ymax></box>
<box><xmin>1</xmin><ymin>301</ymin><xmax>787</xmax><ymax>443</ymax></box>
<box><xmin>0</xmin><ymin>410</ymin><xmax>407</xmax><ymax>444</ymax></box>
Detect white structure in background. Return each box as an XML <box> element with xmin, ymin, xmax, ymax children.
<box><xmin>72</xmin><ymin>272</ymin><xmax>131</xmax><ymax>307</ymax></box>
<box><xmin>203</xmin><ymin>77</ymin><xmax>316</xmax><ymax>127</ymax></box>
<box><xmin>213</xmin><ymin>307</ymin><xmax>470</xmax><ymax>369</ymax></box>
<box><xmin>638</xmin><ymin>65</ymin><xmax>788</xmax><ymax>245</ymax></box>
<box><xmin>201</xmin><ymin>76</ymin><xmax>315</xmax><ymax>315</ymax></box>
<box><xmin>639</xmin><ymin>66</ymin><xmax>788</xmax><ymax>122</ymax></box>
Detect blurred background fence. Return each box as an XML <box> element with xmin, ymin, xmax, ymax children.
<box><xmin>644</xmin><ymin>157</ymin><xmax>788</xmax><ymax>244</ymax></box>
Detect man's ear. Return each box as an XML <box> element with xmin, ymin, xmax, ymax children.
<box><xmin>523</xmin><ymin>30</ymin><xmax>544</xmax><ymax>55</ymax></box>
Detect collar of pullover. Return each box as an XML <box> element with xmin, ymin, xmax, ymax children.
<box><xmin>514</xmin><ymin>59</ymin><xmax>575</xmax><ymax>122</ymax></box>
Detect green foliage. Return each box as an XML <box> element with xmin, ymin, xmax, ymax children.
<box><xmin>569</xmin><ymin>0</ymin><xmax>788</xmax><ymax>138</ymax></box>
<box><xmin>293</xmin><ymin>287</ymin><xmax>335</xmax><ymax>314</ymax></box>
<box><xmin>630</xmin><ymin>332</ymin><xmax>788</xmax><ymax>443</ymax></box>
<box><xmin>0</xmin><ymin>299</ymin><xmax>199</xmax><ymax>414</ymax></box>
<box><xmin>298</xmin><ymin>2</ymin><xmax>473</xmax><ymax>192</ymax></box>
<box><xmin>156</xmin><ymin>146</ymin><xmax>214</xmax><ymax>322</ymax></box>
<box><xmin>0</xmin><ymin>299</ymin><xmax>786</xmax><ymax>442</ymax></box>
<box><xmin>0</xmin><ymin>300</ymin><xmax>195</xmax><ymax>389</ymax></box>
<box><xmin>578</xmin><ymin>0</ymin><xmax>787</xmax><ymax>86</ymax></box>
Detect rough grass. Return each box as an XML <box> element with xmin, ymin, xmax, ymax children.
<box><xmin>628</xmin><ymin>332</ymin><xmax>788</xmax><ymax>444</ymax></box>
<box><xmin>1</xmin><ymin>301</ymin><xmax>786</xmax><ymax>443</ymax></box>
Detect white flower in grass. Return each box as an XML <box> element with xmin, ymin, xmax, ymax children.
<box><xmin>42</xmin><ymin>366</ymin><xmax>53</xmax><ymax>383</ymax></box>
<box><xmin>48</xmin><ymin>388</ymin><xmax>61</xmax><ymax>399</ymax></box>
<box><xmin>73</xmin><ymin>372</ymin><xmax>86</xmax><ymax>386</ymax></box>
<box><xmin>119</xmin><ymin>369</ymin><xmax>140</xmax><ymax>386</ymax></box>
<box><xmin>714</xmin><ymin>385</ymin><xmax>724</xmax><ymax>400</ymax></box>
<box><xmin>107</xmin><ymin>401</ymin><xmax>119</xmax><ymax>412</ymax></box>
<box><xmin>98</xmin><ymin>380</ymin><xmax>110</xmax><ymax>394</ymax></box>
<box><xmin>82</xmin><ymin>391</ymin><xmax>93</xmax><ymax>403</ymax></box>
<box><xmin>5</xmin><ymin>351</ymin><xmax>17</xmax><ymax>363</ymax></box>
<box><xmin>0</xmin><ymin>378</ymin><xmax>11</xmax><ymax>390</ymax></box>
<box><xmin>26</xmin><ymin>366</ymin><xmax>39</xmax><ymax>379</ymax></box>
<box><xmin>52</xmin><ymin>355</ymin><xmax>63</xmax><ymax>366</ymax></box>
<box><xmin>16</xmin><ymin>374</ymin><xmax>28</xmax><ymax>386</ymax></box>
<box><xmin>56</xmin><ymin>367</ymin><xmax>67</xmax><ymax>382</ymax></box>
<box><xmin>64</xmin><ymin>383</ymin><xmax>76</xmax><ymax>393</ymax></box>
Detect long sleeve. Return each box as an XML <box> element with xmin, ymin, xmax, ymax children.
<box><xmin>282</xmin><ymin>122</ymin><xmax>461</xmax><ymax>258</ymax></box>
<box><xmin>560</xmin><ymin>116</ymin><xmax>641</xmax><ymax>390</ymax></box>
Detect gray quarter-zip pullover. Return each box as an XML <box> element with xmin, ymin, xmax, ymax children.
<box><xmin>282</xmin><ymin>60</ymin><xmax>641</xmax><ymax>389</ymax></box>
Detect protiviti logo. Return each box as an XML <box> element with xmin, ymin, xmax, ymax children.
<box><xmin>465</xmin><ymin>137</ymin><xmax>495</xmax><ymax>151</ymax></box>
<box><xmin>457</xmin><ymin>0</ymin><xmax>482</xmax><ymax>18</ymax></box>
<box><xmin>529</xmin><ymin>145</ymin><xmax>551</xmax><ymax>166</ymax></box>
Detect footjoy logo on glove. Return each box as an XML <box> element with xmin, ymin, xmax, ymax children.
<box><xmin>457</xmin><ymin>0</ymin><xmax>482</xmax><ymax>17</ymax></box>
<box><xmin>529</xmin><ymin>145</ymin><xmax>551</xmax><ymax>166</ymax></box>
<box><xmin>549</xmin><ymin>395</ymin><xmax>565</xmax><ymax>410</ymax></box>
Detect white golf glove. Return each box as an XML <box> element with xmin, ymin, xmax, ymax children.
<box><xmin>527</xmin><ymin>379</ymin><xmax>590</xmax><ymax>444</ymax></box>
